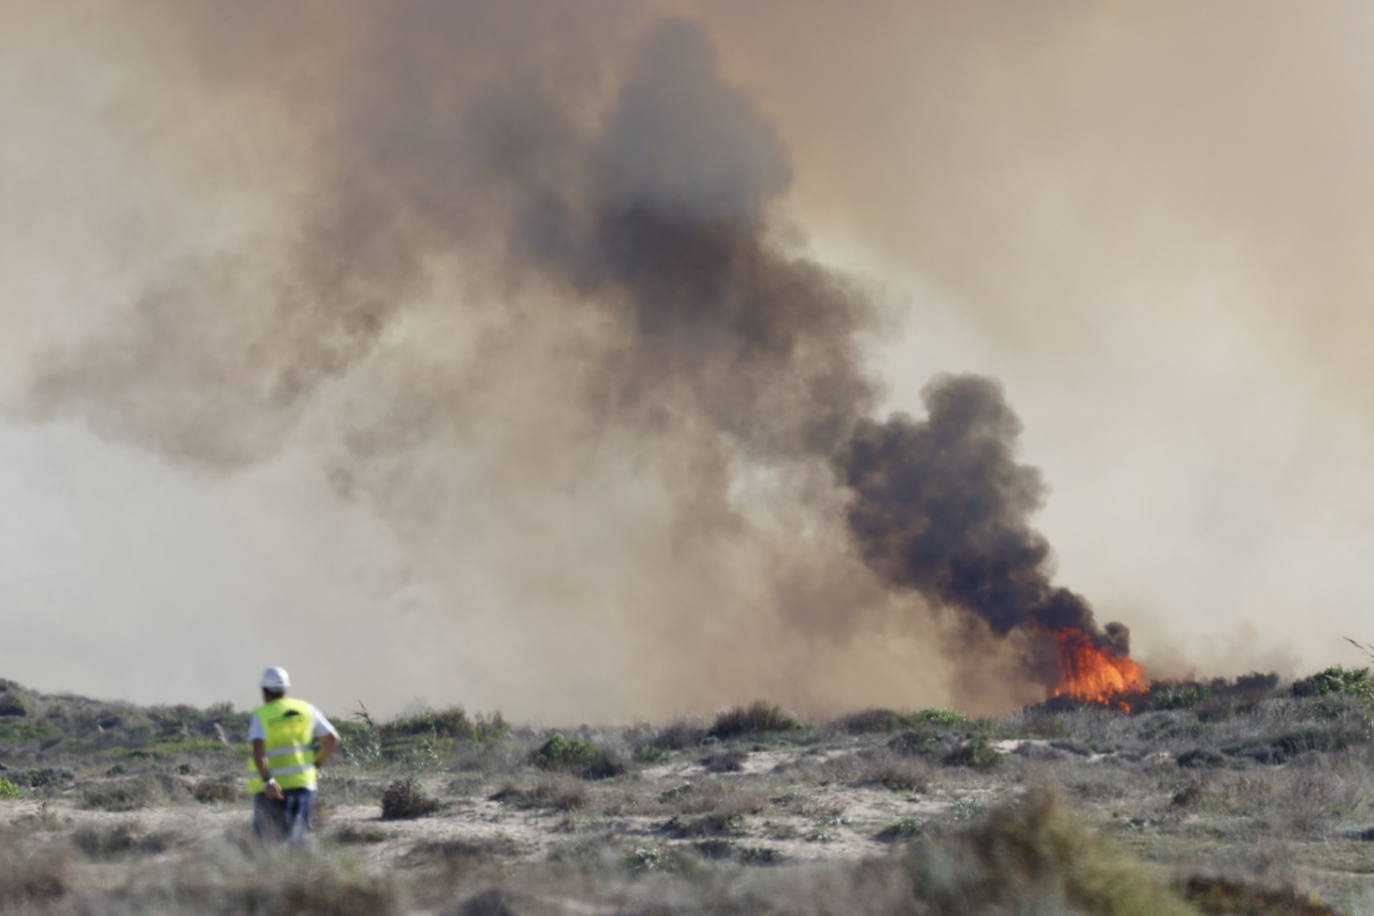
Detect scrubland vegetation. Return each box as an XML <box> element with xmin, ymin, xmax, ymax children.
<box><xmin>3</xmin><ymin>670</ymin><xmax>1374</xmax><ymax>913</ymax></box>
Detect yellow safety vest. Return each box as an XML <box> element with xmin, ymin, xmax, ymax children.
<box><xmin>246</xmin><ymin>697</ymin><xmax>318</xmax><ymax>794</ymax></box>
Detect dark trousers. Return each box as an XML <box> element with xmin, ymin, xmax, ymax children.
<box><xmin>253</xmin><ymin>788</ymin><xmax>316</xmax><ymax>845</ymax></box>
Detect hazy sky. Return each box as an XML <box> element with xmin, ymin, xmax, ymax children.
<box><xmin>2</xmin><ymin>1</ymin><xmax>1369</xmax><ymax>719</ymax></box>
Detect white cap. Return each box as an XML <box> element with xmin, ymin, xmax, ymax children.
<box><xmin>260</xmin><ymin>666</ymin><xmax>291</xmax><ymax>689</ymax></box>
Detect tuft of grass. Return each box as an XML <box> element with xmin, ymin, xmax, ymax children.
<box><xmin>661</xmin><ymin>811</ymin><xmax>746</xmax><ymax>838</ymax></box>
<box><xmin>701</xmin><ymin>748</ymin><xmax>748</xmax><ymax>773</ymax></box>
<box><xmin>875</xmin><ymin>817</ymin><xmax>924</xmax><ymax>843</ymax></box>
<box><xmin>856</xmin><ymin>751</ymin><xmax>931</xmax><ymax>791</ymax></box>
<box><xmin>0</xmin><ymin>778</ymin><xmax>22</xmax><ymax>800</ymax></box>
<box><xmin>380</xmin><ymin>777</ymin><xmax>442</xmax><ymax>819</ymax></box>
<box><xmin>491</xmin><ymin>775</ymin><xmax>588</xmax><ymax>812</ymax></box>
<box><xmin>192</xmin><ymin>777</ymin><xmax>240</xmax><ymax>804</ymax></box>
<box><xmin>708</xmin><ymin>701</ymin><xmax>800</xmax><ymax>739</ymax></box>
<box><xmin>333</xmin><ymin>824</ymin><xmax>389</xmax><ymax>845</ymax></box>
<box><xmin>79</xmin><ymin>774</ymin><xmax>176</xmax><ymax>811</ymax></box>
<box><xmin>71</xmin><ymin>821</ymin><xmax>179</xmax><ymax>859</ymax></box>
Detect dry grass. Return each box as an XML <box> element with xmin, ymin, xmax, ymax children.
<box><xmin>491</xmin><ymin>775</ymin><xmax>589</xmax><ymax>812</ymax></box>
<box><xmin>812</xmin><ymin>749</ymin><xmax>932</xmax><ymax>792</ymax></box>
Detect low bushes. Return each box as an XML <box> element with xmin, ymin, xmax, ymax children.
<box><xmin>1291</xmin><ymin>666</ymin><xmax>1372</xmax><ymax>699</ymax></box>
<box><xmin>708</xmin><ymin>701</ymin><xmax>800</xmax><ymax>739</ymax></box>
<box><xmin>941</xmin><ymin>736</ymin><xmax>1002</xmax><ymax>771</ymax></box>
<box><xmin>533</xmin><ymin>733</ymin><xmax>625</xmax><ymax>780</ymax></box>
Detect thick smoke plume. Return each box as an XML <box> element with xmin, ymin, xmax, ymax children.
<box><xmin>838</xmin><ymin>376</ymin><xmax>1129</xmax><ymax>686</ymax></box>
<box><xmin>2</xmin><ymin>1</ymin><xmax>1145</xmax><ymax>714</ymax></box>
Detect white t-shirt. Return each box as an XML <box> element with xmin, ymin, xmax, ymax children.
<box><xmin>247</xmin><ymin>702</ymin><xmax>338</xmax><ymax>743</ymax></box>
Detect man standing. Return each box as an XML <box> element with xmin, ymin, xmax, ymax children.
<box><xmin>247</xmin><ymin>666</ymin><xmax>340</xmax><ymax>844</ymax></box>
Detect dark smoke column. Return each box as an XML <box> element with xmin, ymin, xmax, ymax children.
<box><xmin>835</xmin><ymin>374</ymin><xmax>1130</xmax><ymax>687</ymax></box>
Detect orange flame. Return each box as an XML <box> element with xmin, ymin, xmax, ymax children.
<box><xmin>1050</xmin><ymin>627</ymin><xmax>1147</xmax><ymax>711</ymax></box>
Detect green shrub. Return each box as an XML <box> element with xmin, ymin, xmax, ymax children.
<box><xmin>0</xmin><ymin>778</ymin><xmax>22</xmax><ymax>800</ymax></box>
<box><xmin>708</xmin><ymin>701</ymin><xmax>800</xmax><ymax>739</ymax></box>
<box><xmin>385</xmin><ymin>707</ymin><xmax>470</xmax><ymax>739</ymax></box>
<box><xmin>380</xmin><ymin>777</ymin><xmax>441</xmax><ymax>819</ymax></box>
<box><xmin>535</xmin><ymin>733</ymin><xmax>598</xmax><ymax>769</ymax></box>
<box><xmin>1291</xmin><ymin>666</ymin><xmax>1372</xmax><ymax>698</ymax></box>
<box><xmin>533</xmin><ymin>733</ymin><xmax>625</xmax><ymax>780</ymax></box>
<box><xmin>888</xmin><ymin>729</ymin><xmax>942</xmax><ymax>758</ymax></box>
<box><xmin>1152</xmin><ymin>684</ymin><xmax>1211</xmax><ymax>710</ymax></box>
<box><xmin>942</xmin><ymin>736</ymin><xmax>1002</xmax><ymax>771</ymax></box>
<box><xmin>634</xmin><ymin>744</ymin><xmax>671</xmax><ymax>764</ymax></box>
<box><xmin>0</xmin><ymin>720</ymin><xmax>58</xmax><ymax>743</ymax></box>
<box><xmin>911</xmin><ymin>708</ymin><xmax>969</xmax><ymax>728</ymax></box>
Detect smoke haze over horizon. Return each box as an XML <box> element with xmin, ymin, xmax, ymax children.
<box><xmin>2</xmin><ymin>1</ymin><xmax>1368</xmax><ymax>719</ymax></box>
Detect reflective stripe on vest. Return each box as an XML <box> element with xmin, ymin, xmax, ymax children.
<box><xmin>246</xmin><ymin>697</ymin><xmax>318</xmax><ymax>794</ymax></box>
